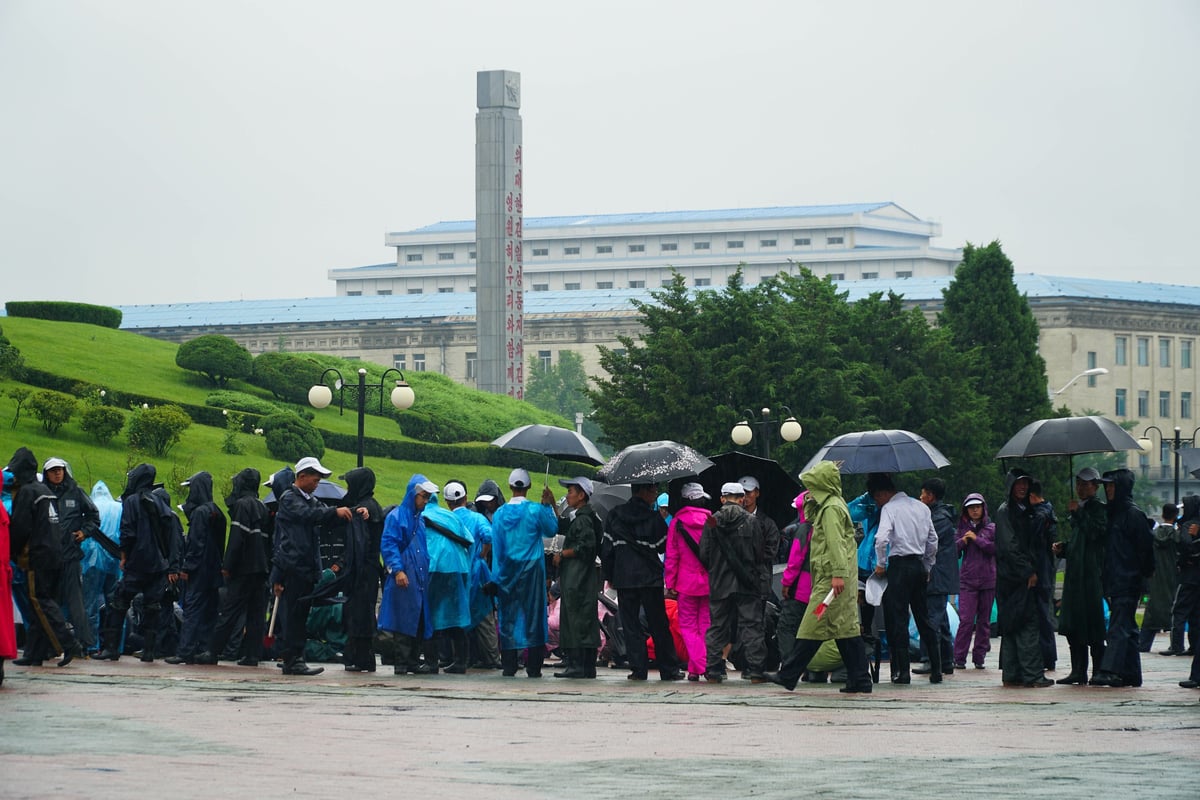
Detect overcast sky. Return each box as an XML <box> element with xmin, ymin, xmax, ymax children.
<box><xmin>1</xmin><ymin>1</ymin><xmax>1196</xmax><ymax>306</ymax></box>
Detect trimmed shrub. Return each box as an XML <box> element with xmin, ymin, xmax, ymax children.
<box><xmin>176</xmin><ymin>334</ymin><xmax>252</xmax><ymax>388</ymax></box>
<box><xmin>127</xmin><ymin>404</ymin><xmax>192</xmax><ymax>456</ymax></box>
<box><xmin>80</xmin><ymin>406</ymin><xmax>125</xmax><ymax>444</ymax></box>
<box><xmin>252</xmin><ymin>352</ymin><xmax>328</xmax><ymax>404</ymax></box>
<box><xmin>261</xmin><ymin>412</ymin><xmax>324</xmax><ymax>462</ymax></box>
<box><xmin>205</xmin><ymin>390</ymin><xmax>284</xmax><ymax>417</ymax></box>
<box><xmin>27</xmin><ymin>390</ymin><xmax>77</xmax><ymax>435</ymax></box>
<box><xmin>0</xmin><ymin>325</ymin><xmax>25</xmax><ymax>379</ymax></box>
<box><xmin>5</xmin><ymin>301</ymin><xmax>122</xmax><ymax>328</ymax></box>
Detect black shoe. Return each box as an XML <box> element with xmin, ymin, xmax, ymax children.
<box><xmin>1024</xmin><ymin>677</ymin><xmax>1054</xmax><ymax>688</ymax></box>
<box><xmin>703</xmin><ymin>672</ymin><xmax>726</xmax><ymax>683</ymax></box>
<box><xmin>627</xmin><ymin>673</ymin><xmax>648</xmax><ymax>681</ymax></box>
<box><xmin>445</xmin><ymin>664</ymin><xmax>467</xmax><ymax>675</ymax></box>
<box><xmin>13</xmin><ymin>657</ymin><xmax>43</xmax><ymax>667</ymax></box>
<box><xmin>912</xmin><ymin>663</ymin><xmax>933</xmax><ymax>674</ymax></box>
<box><xmin>954</xmin><ymin>662</ymin><xmax>967</xmax><ymax>670</ymax></box>
<box><xmin>282</xmin><ymin>661</ymin><xmax>324</xmax><ymax>676</ymax></box>
<box><xmin>1056</xmin><ymin>672</ymin><xmax>1087</xmax><ymax>685</ymax></box>
<box><xmin>943</xmin><ymin>665</ymin><xmax>954</xmax><ymax>675</ymax></box>
<box><xmin>92</xmin><ymin>650</ymin><xmax>120</xmax><ymax>662</ymax></box>
<box><xmin>1180</xmin><ymin>679</ymin><xmax>1199</xmax><ymax>689</ymax></box>
<box><xmin>526</xmin><ymin>670</ymin><xmax>542</xmax><ymax>678</ymax></box>
<box><xmin>501</xmin><ymin>669</ymin><xmax>517</xmax><ymax>677</ymax></box>
<box><xmin>929</xmin><ymin>672</ymin><xmax>942</xmax><ymax>684</ymax></box>
<box><xmin>1088</xmin><ymin>672</ymin><xmax>1124</xmax><ymax>687</ymax></box>
<box><xmin>891</xmin><ymin>674</ymin><xmax>911</xmax><ymax>685</ymax></box>
<box><xmin>193</xmin><ymin>652</ymin><xmax>218</xmax><ymax>665</ymax></box>
<box><xmin>236</xmin><ymin>658</ymin><xmax>259</xmax><ymax>667</ymax></box>
<box><xmin>762</xmin><ymin>671</ymin><xmax>796</xmax><ymax>691</ymax></box>
<box><xmin>839</xmin><ymin>683</ymin><xmax>873</xmax><ymax>694</ymax></box>
<box><xmin>57</xmin><ymin>642</ymin><xmax>82</xmax><ymax>668</ymax></box>
<box><xmin>163</xmin><ymin>655</ymin><xmax>192</xmax><ymax>665</ymax></box>
<box><xmin>660</xmin><ymin>670</ymin><xmax>685</xmax><ymax>681</ymax></box>
<box><xmin>1159</xmin><ymin>648</ymin><xmax>1185</xmax><ymax>656</ymax></box>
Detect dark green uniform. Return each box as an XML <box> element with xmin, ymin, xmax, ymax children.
<box><xmin>556</xmin><ymin>503</ymin><xmax>601</xmax><ymax>678</ymax></box>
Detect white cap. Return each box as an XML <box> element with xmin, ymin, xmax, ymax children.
<box><xmin>558</xmin><ymin>476</ymin><xmax>594</xmax><ymax>496</ymax></box>
<box><xmin>475</xmin><ymin>493</ymin><xmax>495</xmax><ymax>503</ymax></box>
<box><xmin>681</xmin><ymin>482</ymin><xmax>710</xmax><ymax>501</ymax></box>
<box><xmin>720</xmin><ymin>481</ymin><xmax>746</xmax><ymax>497</ymax></box>
<box><xmin>294</xmin><ymin>456</ymin><xmax>332</xmax><ymax>476</ymax></box>
<box><xmin>738</xmin><ymin>475</ymin><xmax>760</xmax><ymax>492</ymax></box>
<box><xmin>42</xmin><ymin>457</ymin><xmax>68</xmax><ymax>472</ymax></box>
<box><xmin>416</xmin><ymin>479</ymin><xmax>439</xmax><ymax>495</ymax></box>
<box><xmin>444</xmin><ymin>481</ymin><xmax>467</xmax><ymax>502</ymax></box>
<box><xmin>508</xmin><ymin>468</ymin><xmax>531</xmax><ymax>489</ymax></box>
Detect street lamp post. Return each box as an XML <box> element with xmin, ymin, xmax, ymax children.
<box><xmin>730</xmin><ymin>406</ymin><xmax>802</xmax><ymax>460</ymax></box>
<box><xmin>308</xmin><ymin>367</ymin><xmax>415</xmax><ymax>468</ymax></box>
<box><xmin>1137</xmin><ymin>425</ymin><xmax>1200</xmax><ymax>506</ymax></box>
<box><xmin>1048</xmin><ymin>367</ymin><xmax>1109</xmax><ymax>400</ymax></box>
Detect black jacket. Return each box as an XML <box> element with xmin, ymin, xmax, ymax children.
<box><xmin>181</xmin><ymin>471</ymin><xmax>227</xmax><ymax>591</ymax></box>
<box><xmin>119</xmin><ymin>464</ymin><xmax>175</xmax><ymax>578</ymax></box>
<box><xmin>43</xmin><ymin>466</ymin><xmax>99</xmax><ymax>565</ymax></box>
<box><xmin>1101</xmin><ymin>468</ymin><xmax>1153</xmax><ymax>597</ymax></box>
<box><xmin>700</xmin><ymin>502</ymin><xmax>765</xmax><ymax>600</ymax></box>
<box><xmin>601</xmin><ymin>495</ymin><xmax>668</xmax><ymax>589</ymax></box>
<box><xmin>270</xmin><ymin>482</ymin><xmax>341</xmax><ymax>585</ymax></box>
<box><xmin>1176</xmin><ymin>495</ymin><xmax>1200</xmax><ymax>585</ymax></box>
<box><xmin>223</xmin><ymin>468</ymin><xmax>270</xmax><ymax>578</ymax></box>
<box><xmin>926</xmin><ymin>500</ymin><xmax>961</xmax><ymax>595</ymax></box>
<box><xmin>995</xmin><ymin>470</ymin><xmax>1037</xmax><ymax>589</ymax></box>
<box><xmin>8</xmin><ymin>447</ymin><xmax>62</xmax><ymax>572</ymax></box>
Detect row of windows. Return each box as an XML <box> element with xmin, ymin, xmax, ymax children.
<box><xmin>1114</xmin><ymin>336</ymin><xmax>1194</xmax><ymax>368</ymax></box>
<box><xmin>1114</xmin><ymin>388</ymin><xmax>1193</xmax><ymax>419</ymax></box>
<box><xmin>402</xmin><ymin>236</ymin><xmax>845</xmax><ymax>263</ymax></box>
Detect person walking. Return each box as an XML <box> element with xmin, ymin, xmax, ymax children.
<box><xmin>953</xmin><ymin>493</ymin><xmax>996</xmax><ymax>670</ymax></box>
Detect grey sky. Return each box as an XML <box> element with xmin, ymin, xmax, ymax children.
<box><xmin>2</xmin><ymin>0</ymin><xmax>1197</xmax><ymax>306</ymax></box>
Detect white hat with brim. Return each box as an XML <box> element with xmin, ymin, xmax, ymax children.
<box><xmin>294</xmin><ymin>457</ymin><xmax>332</xmax><ymax>476</ymax></box>
<box><xmin>865</xmin><ymin>573</ymin><xmax>888</xmax><ymax>607</ymax></box>
<box><xmin>416</xmin><ymin>480</ymin><xmax>439</xmax><ymax>495</ymax></box>
<box><xmin>720</xmin><ymin>482</ymin><xmax>746</xmax><ymax>497</ymax></box>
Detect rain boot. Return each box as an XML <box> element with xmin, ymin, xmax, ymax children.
<box><xmin>93</xmin><ymin>620</ymin><xmax>122</xmax><ymax>661</ymax></box>
<box><xmin>421</xmin><ymin>639</ymin><xmax>441</xmax><ymax>675</ymax></box>
<box><xmin>554</xmin><ymin>648</ymin><xmax>586</xmax><ymax>678</ymax></box>
<box><xmin>445</xmin><ymin>629</ymin><xmax>468</xmax><ymax>674</ymax></box>
<box><xmin>140</xmin><ymin>629</ymin><xmax>158</xmax><ymax>663</ymax></box>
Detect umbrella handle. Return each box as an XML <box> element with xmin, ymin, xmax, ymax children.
<box><xmin>267</xmin><ymin>593</ymin><xmax>281</xmax><ymax>639</ymax></box>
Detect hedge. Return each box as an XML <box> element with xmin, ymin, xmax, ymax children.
<box><xmin>6</xmin><ymin>301</ymin><xmax>122</xmax><ymax>329</ymax></box>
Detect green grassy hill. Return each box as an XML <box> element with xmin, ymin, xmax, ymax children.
<box><xmin>0</xmin><ymin>317</ymin><xmax>577</xmax><ymax>506</ymax></box>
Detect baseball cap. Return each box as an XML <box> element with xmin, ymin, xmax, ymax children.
<box><xmin>558</xmin><ymin>476</ymin><xmax>594</xmax><ymax>497</ymax></box>
<box><xmin>444</xmin><ymin>481</ymin><xmax>467</xmax><ymax>502</ymax></box>
<box><xmin>508</xmin><ymin>468</ymin><xmax>531</xmax><ymax>489</ymax></box>
<box><xmin>1075</xmin><ymin>467</ymin><xmax>1102</xmax><ymax>482</ymax></box>
<box><xmin>294</xmin><ymin>456</ymin><xmax>332</xmax><ymax>476</ymax></box>
<box><xmin>475</xmin><ymin>493</ymin><xmax>495</xmax><ymax>503</ymax></box>
<box><xmin>416</xmin><ymin>479</ymin><xmax>439</xmax><ymax>495</ymax></box>
<box><xmin>738</xmin><ymin>475</ymin><xmax>760</xmax><ymax>492</ymax></box>
<box><xmin>681</xmin><ymin>482</ymin><xmax>710</xmax><ymax>501</ymax></box>
<box><xmin>963</xmin><ymin>496</ymin><xmax>985</xmax><ymax>508</ymax></box>
<box><xmin>720</xmin><ymin>481</ymin><xmax>746</xmax><ymax>497</ymax></box>
<box><xmin>42</xmin><ymin>457</ymin><xmax>68</xmax><ymax>472</ymax></box>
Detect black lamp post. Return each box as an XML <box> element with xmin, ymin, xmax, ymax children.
<box><xmin>1138</xmin><ymin>425</ymin><xmax>1200</xmax><ymax>506</ymax></box>
<box><xmin>308</xmin><ymin>367</ymin><xmax>414</xmax><ymax>468</ymax></box>
<box><xmin>730</xmin><ymin>406</ymin><xmax>802</xmax><ymax>460</ymax></box>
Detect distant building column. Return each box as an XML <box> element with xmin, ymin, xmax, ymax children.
<box><xmin>475</xmin><ymin>69</ymin><xmax>524</xmax><ymax>398</ymax></box>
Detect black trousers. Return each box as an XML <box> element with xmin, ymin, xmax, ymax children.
<box><xmin>883</xmin><ymin>556</ymin><xmax>940</xmax><ymax>679</ymax></box>
<box><xmin>27</xmin><ymin>567</ymin><xmax>76</xmax><ymax>658</ymax></box>
<box><xmin>209</xmin><ymin>574</ymin><xmax>268</xmax><ymax>661</ymax></box>
<box><xmin>776</xmin><ymin>635</ymin><xmax>872</xmax><ymax>691</ymax></box>
<box><xmin>277</xmin><ymin>572</ymin><xmax>315</xmax><ymax>665</ymax></box>
<box><xmin>617</xmin><ymin>586</ymin><xmax>678</xmax><ymax>677</ymax></box>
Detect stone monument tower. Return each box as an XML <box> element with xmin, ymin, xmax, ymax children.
<box><xmin>475</xmin><ymin>70</ymin><xmax>523</xmax><ymax>398</ymax></box>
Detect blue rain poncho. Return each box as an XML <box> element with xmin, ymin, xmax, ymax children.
<box><xmin>378</xmin><ymin>475</ymin><xmax>432</xmax><ymax>639</ymax></box>
<box><xmin>453</xmin><ymin>505</ymin><xmax>495</xmax><ymax>628</ymax></box>
<box><xmin>490</xmin><ymin>496</ymin><xmax>557</xmax><ymax>649</ymax></box>
<box><xmin>82</xmin><ymin>480</ymin><xmax>122</xmax><ymax>578</ymax></box>
<box><xmin>422</xmin><ymin>498</ymin><xmax>473</xmax><ymax>631</ymax></box>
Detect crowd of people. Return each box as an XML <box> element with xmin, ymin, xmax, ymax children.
<box><xmin>2</xmin><ymin>444</ymin><xmax>1198</xmax><ymax>697</ymax></box>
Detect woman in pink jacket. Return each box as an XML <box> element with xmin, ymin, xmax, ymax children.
<box><xmin>778</xmin><ymin>493</ymin><xmax>818</xmax><ymax>671</ymax></box>
<box><xmin>664</xmin><ymin>483</ymin><xmax>713</xmax><ymax>680</ymax></box>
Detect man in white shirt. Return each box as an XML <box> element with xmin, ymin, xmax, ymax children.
<box><xmin>871</xmin><ymin>473</ymin><xmax>941</xmax><ymax>684</ymax></box>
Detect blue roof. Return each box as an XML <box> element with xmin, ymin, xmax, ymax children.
<box><xmin>114</xmin><ymin>273</ymin><xmax>1200</xmax><ymax>331</ymax></box>
<box><xmin>401</xmin><ymin>203</ymin><xmax>896</xmax><ymax>235</ymax></box>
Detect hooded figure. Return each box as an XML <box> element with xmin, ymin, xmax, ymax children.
<box><xmin>423</xmin><ymin>495</ymin><xmax>473</xmax><ymax>673</ymax></box>
<box><xmin>492</xmin><ymin>476</ymin><xmax>558</xmax><ymax>677</ymax></box>
<box><xmin>166</xmin><ymin>472</ymin><xmax>226</xmax><ymax>663</ymax></box>
<box><xmin>196</xmin><ymin>468</ymin><xmax>271</xmax><ymax>667</ymax></box>
<box><xmin>41</xmin><ymin>457</ymin><xmax>101</xmax><ymax>652</ymax></box>
<box><xmin>993</xmin><ymin>468</ymin><xmax>1050</xmax><ymax>687</ymax></box>
<box><xmin>766</xmin><ymin>461</ymin><xmax>872</xmax><ymax>693</ymax></box>
<box><xmin>665</xmin><ymin>490</ymin><xmax>712</xmax><ymax>678</ymax></box>
<box><xmin>1091</xmin><ymin>468</ymin><xmax>1153</xmax><ymax>687</ymax></box>
<box><xmin>81</xmin><ymin>480</ymin><xmax>122</xmax><ymax>653</ymax></box>
<box><xmin>7</xmin><ymin>447</ymin><xmax>80</xmax><ymax>667</ymax></box>
<box><xmin>1058</xmin><ymin>470</ymin><xmax>1108</xmax><ymax>683</ymax></box>
<box><xmin>339</xmin><ymin>467</ymin><xmax>385</xmax><ymax>672</ymax></box>
<box><xmin>379</xmin><ymin>474</ymin><xmax>435</xmax><ymax>674</ymax></box>
<box><xmin>953</xmin><ymin>492</ymin><xmax>996</xmax><ymax>669</ymax></box>
<box><xmin>1168</xmin><ymin>495</ymin><xmax>1200</xmax><ymax>658</ymax></box>
<box><xmin>777</xmin><ymin>491</ymin><xmax>813</xmax><ymax>664</ymax></box>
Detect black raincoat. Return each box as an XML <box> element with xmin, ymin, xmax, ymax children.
<box><xmin>223</xmin><ymin>468</ymin><xmax>270</xmax><ymax>578</ymax></box>
<box><xmin>181</xmin><ymin>472</ymin><xmax>226</xmax><ymax>592</ymax></box>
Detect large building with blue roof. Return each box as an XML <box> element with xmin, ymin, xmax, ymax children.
<box><xmin>328</xmin><ymin>202</ymin><xmax>961</xmax><ymax>296</ymax></box>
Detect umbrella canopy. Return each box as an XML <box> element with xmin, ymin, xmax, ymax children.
<box><xmin>589</xmin><ymin>483</ymin><xmax>632</xmax><ymax>522</ymax></box>
<box><xmin>802</xmin><ymin>429</ymin><xmax>951</xmax><ymax>475</ymax></box>
<box><xmin>490</xmin><ymin>423</ymin><xmax>605</xmax><ymax>466</ymax></box>
<box><xmin>995</xmin><ymin>415</ymin><xmax>1141</xmax><ymax>459</ymax></box>
<box><xmin>692</xmin><ymin>452</ymin><xmax>802</xmax><ymax>529</ymax></box>
<box><xmin>263</xmin><ymin>478</ymin><xmax>346</xmax><ymax>505</ymax></box>
<box><xmin>595</xmin><ymin>440</ymin><xmax>715</xmax><ymax>485</ymax></box>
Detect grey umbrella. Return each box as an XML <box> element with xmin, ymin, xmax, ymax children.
<box><xmin>490</xmin><ymin>423</ymin><xmax>605</xmax><ymax>466</ymax></box>
<box><xmin>595</xmin><ymin>440</ymin><xmax>715</xmax><ymax>485</ymax></box>
<box><xmin>995</xmin><ymin>416</ymin><xmax>1141</xmax><ymax>459</ymax></box>
<box><xmin>589</xmin><ymin>483</ymin><xmax>632</xmax><ymax>522</ymax></box>
<box><xmin>263</xmin><ymin>478</ymin><xmax>346</xmax><ymax>505</ymax></box>
<box><xmin>802</xmin><ymin>429</ymin><xmax>950</xmax><ymax>475</ymax></box>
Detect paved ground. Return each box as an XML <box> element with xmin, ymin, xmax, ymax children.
<box><xmin>2</xmin><ymin>635</ymin><xmax>1197</xmax><ymax>799</ymax></box>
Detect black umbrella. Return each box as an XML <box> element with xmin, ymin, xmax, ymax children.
<box><xmin>802</xmin><ymin>429</ymin><xmax>950</xmax><ymax>475</ymax></box>
<box><xmin>693</xmin><ymin>452</ymin><xmax>802</xmax><ymax>529</ymax></box>
<box><xmin>595</xmin><ymin>440</ymin><xmax>715</xmax><ymax>485</ymax></box>
<box><xmin>995</xmin><ymin>415</ymin><xmax>1141</xmax><ymax>459</ymax></box>
<box><xmin>263</xmin><ymin>478</ymin><xmax>346</xmax><ymax>505</ymax></box>
<box><xmin>491</xmin><ymin>424</ymin><xmax>605</xmax><ymax>466</ymax></box>
<box><xmin>589</xmin><ymin>483</ymin><xmax>632</xmax><ymax>522</ymax></box>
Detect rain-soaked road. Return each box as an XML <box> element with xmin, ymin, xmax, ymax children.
<box><xmin>2</xmin><ymin>636</ymin><xmax>1197</xmax><ymax>799</ymax></box>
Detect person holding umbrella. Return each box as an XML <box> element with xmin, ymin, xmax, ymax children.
<box><xmin>1054</xmin><ymin>467</ymin><xmax>1108</xmax><ymax>685</ymax></box>
<box><xmin>994</xmin><ymin>468</ymin><xmax>1053</xmax><ymax>688</ymax></box>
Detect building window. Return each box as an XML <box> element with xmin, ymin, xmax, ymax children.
<box><xmin>1137</xmin><ymin>389</ymin><xmax>1149</xmax><ymax>417</ymax></box>
<box><xmin>896</xmin><ymin>270</ymin><xmax>912</xmax><ymax>278</ymax></box>
<box><xmin>828</xmin><ymin>236</ymin><xmax>844</xmax><ymax>245</ymax></box>
<box><xmin>1115</xmin><ymin>388</ymin><xmax>1127</xmax><ymax>416</ymax></box>
<box><xmin>466</xmin><ymin>352</ymin><xmax>476</xmax><ymax>381</ymax></box>
<box><xmin>829</xmin><ymin>273</ymin><xmax>845</xmax><ymax>281</ymax></box>
<box><xmin>596</xmin><ymin>245</ymin><xmax>613</xmax><ymax>254</ymax></box>
<box><xmin>1137</xmin><ymin>337</ymin><xmax>1150</xmax><ymax>366</ymax></box>
<box><xmin>469</xmin><ymin>250</ymin><xmax>476</xmax><ymax>260</ymax></box>
<box><xmin>1087</xmin><ymin>351</ymin><xmax>1098</xmax><ymax>386</ymax></box>
<box><xmin>1160</xmin><ymin>391</ymin><xmax>1171</xmax><ymax>417</ymax></box>
<box><xmin>565</xmin><ymin>282</ymin><xmax>581</xmax><ymax>291</ymax></box>
<box><xmin>564</xmin><ymin>246</ymin><xmax>581</xmax><ymax>255</ymax></box>
<box><xmin>532</xmin><ymin>247</ymin><xmax>549</xmax><ymax>256</ymax></box>
<box><xmin>438</xmin><ymin>287</ymin><xmax>453</xmax><ymax>293</ymax></box>
<box><xmin>694</xmin><ymin>278</ymin><xmax>711</xmax><ymax>287</ymax></box>
<box><xmin>661</xmin><ymin>243</ymin><xmax>678</xmax><ymax>252</ymax></box>
<box><xmin>393</xmin><ymin>354</ymin><xmax>406</xmax><ymax>371</ymax></box>
<box><xmin>694</xmin><ymin>241</ymin><xmax>710</xmax><ymax>250</ymax></box>
<box><xmin>469</xmin><ymin>285</ymin><xmax>476</xmax><ymax>293</ymax></box>
<box><xmin>1183</xmin><ymin>391</ymin><xmax>1192</xmax><ymax>419</ymax></box>
<box><xmin>438</xmin><ymin>252</ymin><xmax>455</xmax><ymax>261</ymax></box>
<box><xmin>597</xmin><ymin>281</ymin><xmax>613</xmax><ymax>289</ymax></box>
<box><xmin>346</xmin><ymin>290</ymin><xmax>362</xmax><ymax>297</ymax></box>
<box><xmin>377</xmin><ymin>290</ymin><xmax>392</xmax><ymax>296</ymax></box>
<box><xmin>413</xmin><ymin>353</ymin><xmax>426</xmax><ymax>372</ymax></box>
<box><xmin>794</xmin><ymin>237</ymin><xmax>811</xmax><ymax>246</ymax></box>
<box><xmin>1115</xmin><ymin>336</ymin><xmax>1128</xmax><ymax>366</ymax></box>
<box><xmin>406</xmin><ymin>253</ymin><xmax>423</xmax><ymax>262</ymax></box>
<box><xmin>1183</xmin><ymin>339</ymin><xmax>1194</xmax><ymax>369</ymax></box>
<box><xmin>760</xmin><ymin>239</ymin><xmax>777</xmax><ymax>247</ymax></box>
<box><xmin>628</xmin><ymin>244</ymin><xmax>645</xmax><ymax>253</ymax></box>
<box><xmin>538</xmin><ymin>350</ymin><xmax>552</xmax><ymax>371</ymax></box>
<box><xmin>629</xmin><ymin>280</ymin><xmax>645</xmax><ymax>288</ymax></box>
<box><xmin>862</xmin><ymin>272</ymin><xmax>878</xmax><ymax>280</ymax></box>
<box><xmin>1160</xmin><ymin>338</ymin><xmax>1172</xmax><ymax>367</ymax></box>
<box><xmin>727</xmin><ymin>240</ymin><xmax>744</xmax><ymax>249</ymax></box>
<box><xmin>532</xmin><ymin>283</ymin><xmax>549</xmax><ymax>292</ymax></box>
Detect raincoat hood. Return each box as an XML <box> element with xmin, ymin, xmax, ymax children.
<box><xmin>1104</xmin><ymin>468</ymin><xmax>1136</xmax><ymax>511</ymax></box>
<box><xmin>7</xmin><ymin>447</ymin><xmax>38</xmax><ymax>485</ymax></box>
<box><xmin>266</xmin><ymin>467</ymin><xmax>295</xmax><ymax>504</ymax></box>
<box><xmin>225</xmin><ymin>468</ymin><xmax>261</xmax><ymax>508</ymax></box>
<box><xmin>959</xmin><ymin>492</ymin><xmax>991</xmax><ymax>529</ymax></box>
<box><xmin>181</xmin><ymin>471</ymin><xmax>215</xmax><ymax>517</ymax></box>
<box><xmin>122</xmin><ymin>463</ymin><xmax>157</xmax><ymax>499</ymax></box>
<box><xmin>1181</xmin><ymin>494</ymin><xmax>1200</xmax><ymax>522</ymax></box>
<box><xmin>799</xmin><ymin>461</ymin><xmax>842</xmax><ymax>506</ymax></box>
<box><xmin>399</xmin><ymin>473</ymin><xmax>431</xmax><ymax>519</ymax></box>
<box><xmin>477</xmin><ymin>478</ymin><xmax>506</xmax><ymax>506</ymax></box>
<box><xmin>1003</xmin><ymin>467</ymin><xmax>1033</xmax><ymax>503</ymax></box>
<box><xmin>41</xmin><ymin>457</ymin><xmax>79</xmax><ymax>494</ymax></box>
<box><xmin>341</xmin><ymin>467</ymin><xmax>377</xmax><ymax>506</ymax></box>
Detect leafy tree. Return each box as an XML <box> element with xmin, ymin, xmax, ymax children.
<box><xmin>525</xmin><ymin>350</ymin><xmax>604</xmax><ymax>446</ymax></box>
<box><xmin>175</xmin><ymin>334</ymin><xmax>252</xmax><ymax>388</ymax></box>
<box><xmin>0</xmin><ymin>326</ymin><xmax>25</xmax><ymax>379</ymax></box>
<box><xmin>251</xmin><ymin>352</ymin><xmax>326</xmax><ymax>403</ymax></box>
<box><xmin>7</xmin><ymin>387</ymin><xmax>30</xmax><ymax>430</ymax></box>
<box><xmin>261</xmin><ymin>412</ymin><xmax>324</xmax><ymax>461</ymax></box>
<box><xmin>938</xmin><ymin>241</ymin><xmax>1051</xmax><ymax>453</ymax></box>
<box><xmin>221</xmin><ymin>410</ymin><xmax>246</xmax><ymax>455</ymax></box>
<box><xmin>127</xmin><ymin>404</ymin><xmax>192</xmax><ymax>456</ymax></box>
<box><xmin>80</xmin><ymin>405</ymin><xmax>125</xmax><ymax>445</ymax></box>
<box><xmin>27</xmin><ymin>390</ymin><xmax>77</xmax><ymax>435</ymax></box>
